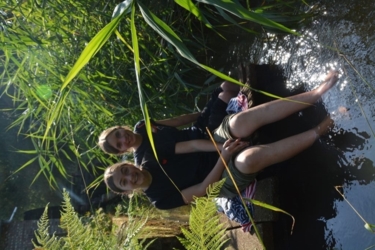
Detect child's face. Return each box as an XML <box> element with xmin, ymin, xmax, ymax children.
<box><xmin>112</xmin><ymin>164</ymin><xmax>147</xmax><ymax>191</ymax></box>
<box><xmin>107</xmin><ymin>128</ymin><xmax>136</xmax><ymax>153</ymax></box>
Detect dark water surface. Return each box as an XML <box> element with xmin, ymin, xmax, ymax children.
<box><xmin>217</xmin><ymin>0</ymin><xmax>375</xmax><ymax>249</ymax></box>
<box><xmin>0</xmin><ymin>90</ymin><xmax>77</xmax><ymax>222</ymax></box>
<box><xmin>0</xmin><ymin>114</ymin><xmax>63</xmax><ymax>221</ymax></box>
<box><xmin>1</xmin><ymin>0</ymin><xmax>374</xmax><ymax>249</ymax></box>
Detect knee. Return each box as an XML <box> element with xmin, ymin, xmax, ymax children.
<box><xmin>228</xmin><ymin>114</ymin><xmax>252</xmax><ymax>138</ymax></box>
<box><xmin>235</xmin><ymin>150</ymin><xmax>261</xmax><ymax>175</ymax></box>
<box><xmin>220</xmin><ymin>81</ymin><xmax>240</xmax><ymax>92</ymax></box>
<box><xmin>218</xmin><ymin>91</ymin><xmax>236</xmax><ymax>103</ymax></box>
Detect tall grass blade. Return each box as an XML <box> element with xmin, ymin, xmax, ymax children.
<box><xmin>60</xmin><ymin>15</ymin><xmax>125</xmax><ymax>91</ymax></box>
<box><xmin>138</xmin><ymin>1</ymin><xmax>306</xmax><ymax>106</ymax></box>
<box><xmin>9</xmin><ymin>156</ymin><xmax>38</xmax><ymax>175</ymax></box>
<box><xmin>215</xmin><ymin>6</ymin><xmax>258</xmax><ymax>34</ymax></box>
<box><xmin>196</xmin><ymin>0</ymin><xmax>300</xmax><ymax>35</ymax></box>
<box><xmin>43</xmin><ymin>2</ymin><xmax>130</xmax><ymax>142</ymax></box>
<box><xmin>175</xmin><ymin>0</ymin><xmax>214</xmax><ymax>29</ymax></box>
<box><xmin>365</xmin><ymin>244</ymin><xmax>375</xmax><ymax>250</ymax></box>
<box><xmin>245</xmin><ymin>198</ymin><xmax>295</xmax><ymax>235</ymax></box>
<box><xmin>130</xmin><ymin>0</ymin><xmax>158</xmax><ymax>163</ymax></box>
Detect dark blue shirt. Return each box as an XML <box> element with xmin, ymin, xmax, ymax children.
<box><xmin>142</xmin><ymin>150</ymin><xmax>218</xmax><ymax>209</ymax></box>
<box><xmin>133</xmin><ymin>120</ymin><xmax>204</xmax><ymax>166</ymax></box>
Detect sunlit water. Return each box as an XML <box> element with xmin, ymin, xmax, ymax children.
<box><xmin>219</xmin><ymin>0</ymin><xmax>375</xmax><ymax>249</ymax></box>
<box><xmin>1</xmin><ymin>0</ymin><xmax>374</xmax><ymax>248</ymax></box>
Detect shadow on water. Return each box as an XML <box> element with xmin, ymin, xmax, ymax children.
<box><xmin>241</xmin><ymin>65</ymin><xmax>371</xmax><ymax>249</ymax></box>
<box><xmin>208</xmin><ymin>0</ymin><xmax>375</xmax><ymax>248</ymax></box>
<box><xmin>1</xmin><ymin>0</ymin><xmax>374</xmax><ymax>248</ymax></box>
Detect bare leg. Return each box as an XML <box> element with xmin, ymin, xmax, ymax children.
<box><xmin>218</xmin><ymin>81</ymin><xmax>240</xmax><ymax>103</ymax></box>
<box><xmin>234</xmin><ymin>116</ymin><xmax>334</xmax><ymax>174</ymax></box>
<box><xmin>229</xmin><ymin>70</ymin><xmax>339</xmax><ymax>138</ymax></box>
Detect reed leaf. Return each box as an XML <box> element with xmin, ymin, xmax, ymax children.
<box><xmin>215</xmin><ymin>6</ymin><xmax>258</xmax><ymax>34</ymax></box>
<box><xmin>44</xmin><ymin>12</ymin><xmax>128</xmax><ymax>142</ymax></box>
<box><xmin>131</xmin><ymin>2</ymin><xmax>159</xmax><ymax>163</ymax></box>
<box><xmin>138</xmin><ymin>1</ymin><xmax>302</xmax><ymax>106</ymax></box>
<box><xmin>11</xmin><ymin>156</ymin><xmax>39</xmax><ymax>174</ymax></box>
<box><xmin>335</xmin><ymin>186</ymin><xmax>374</xmax><ymax>234</ymax></box>
<box><xmin>196</xmin><ymin>0</ymin><xmax>300</xmax><ymax>35</ymax></box>
<box><xmin>245</xmin><ymin>197</ymin><xmax>295</xmax><ymax>235</ymax></box>
<box><xmin>175</xmin><ymin>0</ymin><xmax>214</xmax><ymax>29</ymax></box>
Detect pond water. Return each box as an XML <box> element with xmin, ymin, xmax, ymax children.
<box><xmin>0</xmin><ymin>112</ymin><xmax>65</xmax><ymax>221</ymax></box>
<box><xmin>1</xmin><ymin>0</ymin><xmax>374</xmax><ymax>249</ymax></box>
<box><xmin>215</xmin><ymin>0</ymin><xmax>375</xmax><ymax>249</ymax></box>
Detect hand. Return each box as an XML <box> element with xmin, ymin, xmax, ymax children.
<box><xmin>216</xmin><ymin>142</ymin><xmax>224</xmax><ymax>151</ymax></box>
<box><xmin>221</xmin><ymin>139</ymin><xmax>249</xmax><ymax>161</ymax></box>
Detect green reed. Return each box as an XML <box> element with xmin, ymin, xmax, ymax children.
<box><xmin>2</xmin><ymin>1</ymin><xmax>311</xmax><ymax>248</ymax></box>
<box><xmin>1</xmin><ymin>0</ymin><xmax>310</xmax><ymax>188</ymax></box>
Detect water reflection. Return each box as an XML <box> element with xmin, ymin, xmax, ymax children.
<box><xmin>0</xmin><ymin>0</ymin><xmax>373</xmax><ymax>248</ymax></box>
<box><xmin>221</xmin><ymin>0</ymin><xmax>375</xmax><ymax>248</ymax></box>
<box><xmin>326</xmin><ymin>181</ymin><xmax>375</xmax><ymax>250</ymax></box>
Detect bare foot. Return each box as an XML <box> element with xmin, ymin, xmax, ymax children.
<box><xmin>315</xmin><ymin>116</ymin><xmax>334</xmax><ymax>137</ymax></box>
<box><xmin>324</xmin><ymin>70</ymin><xmax>339</xmax><ymax>87</ymax></box>
<box><xmin>318</xmin><ymin>70</ymin><xmax>339</xmax><ymax>94</ymax></box>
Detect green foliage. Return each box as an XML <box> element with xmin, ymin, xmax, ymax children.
<box><xmin>33</xmin><ymin>204</ymin><xmax>64</xmax><ymax>249</ymax></box>
<box><xmin>32</xmin><ymin>189</ymin><xmax>151</xmax><ymax>249</ymax></box>
<box><xmin>245</xmin><ymin>197</ymin><xmax>296</xmax><ymax>235</ymax></box>
<box><xmin>58</xmin><ymin>190</ymin><xmax>110</xmax><ymax>248</ymax></box>
<box><xmin>1</xmin><ymin>0</ymin><xmax>192</xmax><ymax>187</ymax></box>
<box><xmin>0</xmin><ymin>0</ymin><xmax>312</xmax><ymax>190</ymax></box>
<box><xmin>178</xmin><ymin>179</ymin><xmax>228</xmax><ymax>250</ymax></box>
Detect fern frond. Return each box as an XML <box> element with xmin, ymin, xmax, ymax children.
<box><xmin>178</xmin><ymin>179</ymin><xmax>228</xmax><ymax>250</ymax></box>
<box><xmin>32</xmin><ymin>204</ymin><xmax>63</xmax><ymax>249</ymax></box>
<box><xmin>33</xmin><ymin>189</ymin><xmax>149</xmax><ymax>250</ymax></box>
<box><xmin>59</xmin><ymin>189</ymin><xmax>111</xmax><ymax>249</ymax></box>
<box><xmin>116</xmin><ymin>216</ymin><xmax>148</xmax><ymax>249</ymax></box>
<box><xmin>116</xmin><ymin>196</ymin><xmax>153</xmax><ymax>249</ymax></box>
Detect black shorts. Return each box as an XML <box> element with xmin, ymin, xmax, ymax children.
<box><xmin>194</xmin><ymin>87</ymin><xmax>228</xmax><ymax>133</ymax></box>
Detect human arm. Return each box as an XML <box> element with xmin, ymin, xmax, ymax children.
<box><xmin>180</xmin><ymin>139</ymin><xmax>249</xmax><ymax>204</ymax></box>
<box><xmin>175</xmin><ymin>140</ymin><xmax>223</xmax><ymax>154</ymax></box>
<box><xmin>156</xmin><ymin>112</ymin><xmax>201</xmax><ymax>127</ymax></box>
